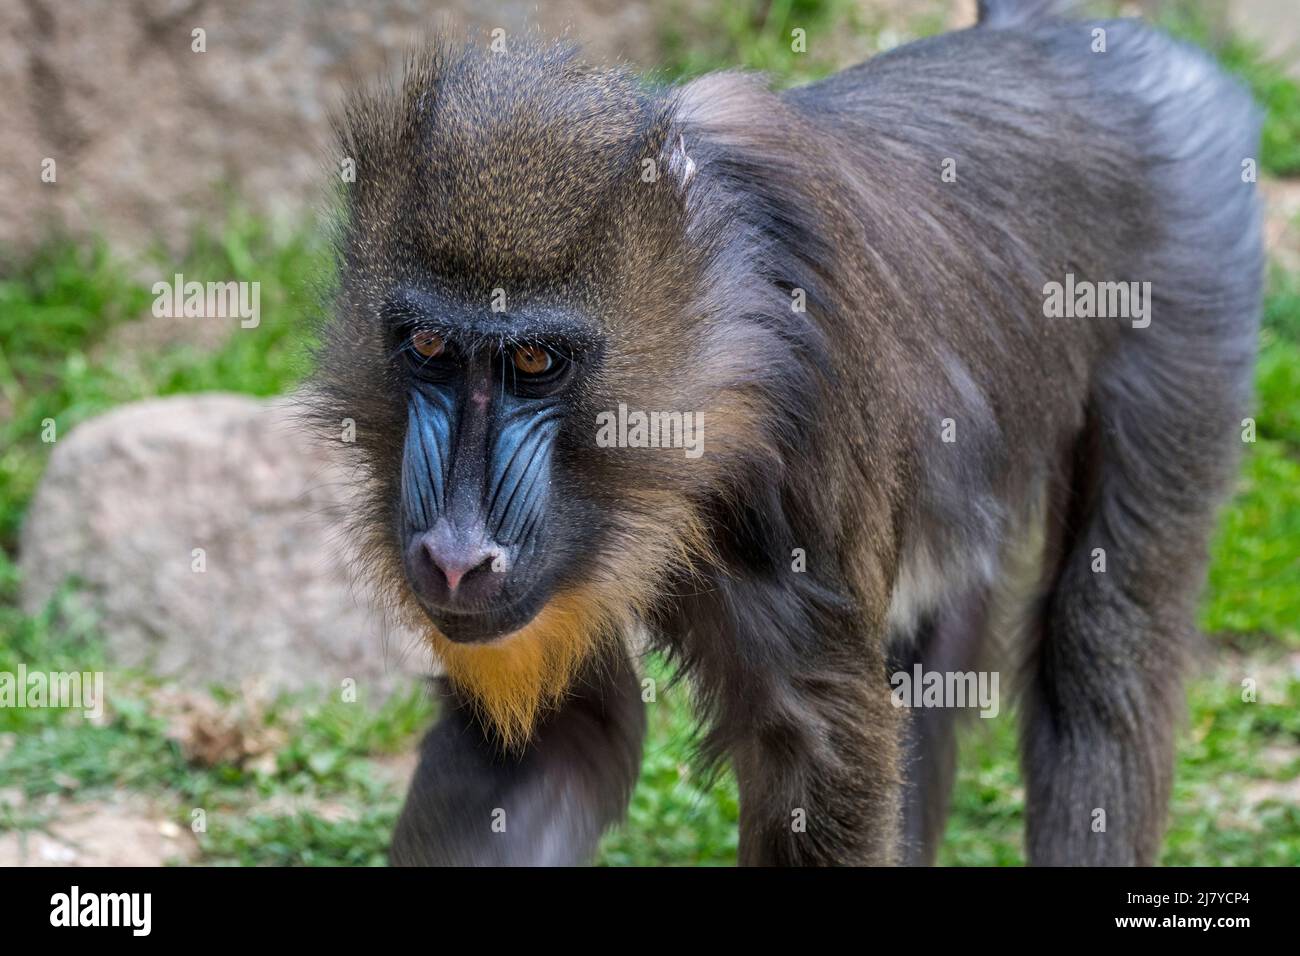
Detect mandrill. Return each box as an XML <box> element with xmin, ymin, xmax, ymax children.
<box><xmin>309</xmin><ymin>0</ymin><xmax>1263</xmax><ymax>865</ymax></box>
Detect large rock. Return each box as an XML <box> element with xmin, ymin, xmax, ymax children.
<box><xmin>0</xmin><ymin>0</ymin><xmax>659</xmax><ymax>255</ymax></box>
<box><xmin>19</xmin><ymin>394</ymin><xmax>429</xmax><ymax>696</ymax></box>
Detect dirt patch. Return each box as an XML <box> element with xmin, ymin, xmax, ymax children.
<box><xmin>0</xmin><ymin>748</ymin><xmax>420</xmax><ymax>866</ymax></box>
<box><xmin>0</xmin><ymin>793</ymin><xmax>199</xmax><ymax>867</ymax></box>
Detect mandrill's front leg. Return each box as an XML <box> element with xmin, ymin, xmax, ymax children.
<box><xmin>729</xmin><ymin>645</ymin><xmax>904</xmax><ymax>867</ymax></box>
<box><xmin>390</xmin><ymin>646</ymin><xmax>645</xmax><ymax>866</ymax></box>
<box><xmin>674</xmin><ymin>569</ymin><xmax>905</xmax><ymax>866</ymax></box>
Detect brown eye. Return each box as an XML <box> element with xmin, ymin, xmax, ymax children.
<box><xmin>411</xmin><ymin>330</ymin><xmax>445</xmax><ymax>359</ymax></box>
<box><xmin>512</xmin><ymin>344</ymin><xmax>552</xmax><ymax>375</ymax></box>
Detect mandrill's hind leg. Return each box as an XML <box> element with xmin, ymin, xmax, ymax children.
<box><xmin>1021</xmin><ymin>368</ymin><xmax>1242</xmax><ymax>865</ymax></box>
<box><xmin>1019</xmin><ymin>29</ymin><xmax>1261</xmax><ymax>865</ymax></box>
<box><xmin>390</xmin><ymin>643</ymin><xmax>645</xmax><ymax>866</ymax></box>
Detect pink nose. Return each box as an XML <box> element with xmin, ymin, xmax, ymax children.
<box><xmin>416</xmin><ymin>522</ymin><xmax>508</xmax><ymax>596</ymax></box>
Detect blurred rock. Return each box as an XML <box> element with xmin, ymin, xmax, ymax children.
<box><xmin>19</xmin><ymin>393</ymin><xmax>431</xmax><ymax>696</ymax></box>
<box><xmin>0</xmin><ymin>0</ymin><xmax>659</xmax><ymax>255</ymax></box>
<box><xmin>5</xmin><ymin>0</ymin><xmax>1292</xmax><ymax>258</ymax></box>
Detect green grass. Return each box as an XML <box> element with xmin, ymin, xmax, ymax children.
<box><xmin>0</xmin><ymin>240</ymin><xmax>149</xmax><ymax>548</ymax></box>
<box><xmin>1199</xmin><ymin>265</ymin><xmax>1300</xmax><ymax>646</ymax></box>
<box><xmin>1202</xmin><ymin>441</ymin><xmax>1300</xmax><ymax>644</ymax></box>
<box><xmin>657</xmin><ymin>0</ymin><xmax>936</xmax><ymax>86</ymax></box>
<box><xmin>936</xmin><ymin>667</ymin><xmax>1300</xmax><ymax>867</ymax></box>
<box><xmin>3</xmin><ymin>587</ymin><xmax>1294</xmax><ymax>866</ymax></box>
<box><xmin>0</xmin><ymin>572</ymin><xmax>432</xmax><ymax>865</ymax></box>
<box><xmin>0</xmin><ymin>210</ymin><xmax>323</xmax><ymax>552</ymax></box>
<box><xmin>658</xmin><ymin>0</ymin><xmax>847</xmax><ymax>83</ymax></box>
<box><xmin>598</xmin><ymin>659</ymin><xmax>739</xmax><ymax>866</ymax></box>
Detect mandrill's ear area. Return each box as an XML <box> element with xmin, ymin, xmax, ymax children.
<box><xmin>616</xmin><ymin>72</ymin><xmax>844</xmax><ymax>522</ymax></box>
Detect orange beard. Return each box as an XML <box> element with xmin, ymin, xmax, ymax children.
<box><xmin>426</xmin><ymin>586</ymin><xmax>616</xmax><ymax>750</ymax></box>
<box><xmin>420</xmin><ymin>493</ymin><xmax>712</xmax><ymax>750</ymax></box>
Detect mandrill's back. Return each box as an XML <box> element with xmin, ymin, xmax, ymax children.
<box><xmin>783</xmin><ymin>12</ymin><xmax>1263</xmax><ymax>374</ymax></box>
<box><xmin>766</xmin><ymin>10</ymin><xmax>1264</xmax><ymax>540</ymax></box>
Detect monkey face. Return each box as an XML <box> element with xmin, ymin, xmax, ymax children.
<box><xmin>382</xmin><ymin>287</ymin><xmax>607</xmax><ymax>644</ymax></box>
<box><xmin>313</xmin><ymin>42</ymin><xmax>811</xmax><ymax>739</ymax></box>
